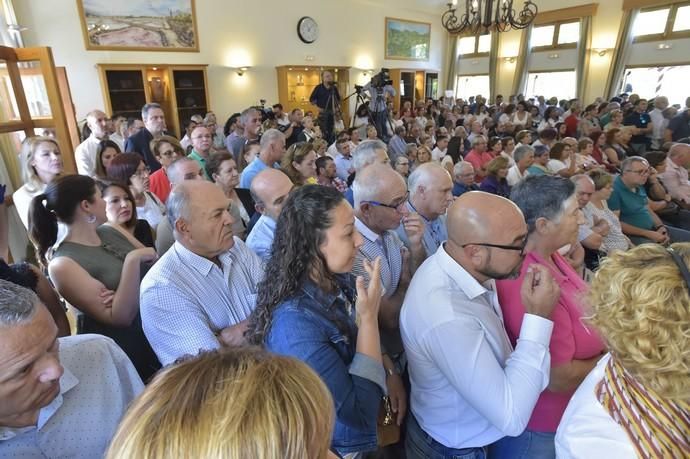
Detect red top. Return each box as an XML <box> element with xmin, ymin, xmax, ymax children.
<box><xmin>496</xmin><ymin>251</ymin><xmax>605</xmax><ymax>432</ymax></box>
<box><xmin>464</xmin><ymin>150</ymin><xmax>496</xmax><ymax>183</ymax></box>
<box><xmin>149</xmin><ymin>168</ymin><xmax>171</xmax><ymax>204</ymax></box>
<box><xmin>564</xmin><ymin>114</ymin><xmax>579</xmax><ymax>138</ymax></box>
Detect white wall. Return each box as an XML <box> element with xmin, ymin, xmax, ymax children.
<box><xmin>16</xmin><ymin>0</ymin><xmax>446</xmax><ymax>122</ymax></box>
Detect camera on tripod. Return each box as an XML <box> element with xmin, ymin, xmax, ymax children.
<box><xmin>370</xmin><ymin>68</ymin><xmax>393</xmax><ymax>89</ymax></box>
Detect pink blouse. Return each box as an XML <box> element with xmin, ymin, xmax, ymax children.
<box><xmin>496</xmin><ymin>251</ymin><xmax>604</xmax><ymax>432</ymax></box>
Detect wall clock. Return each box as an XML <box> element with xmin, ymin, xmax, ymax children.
<box><xmin>297</xmin><ymin>16</ymin><xmax>319</xmax><ymax>44</ymax></box>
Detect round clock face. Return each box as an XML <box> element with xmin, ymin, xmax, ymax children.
<box><xmin>298</xmin><ymin>16</ymin><xmax>319</xmax><ymax>44</ymax></box>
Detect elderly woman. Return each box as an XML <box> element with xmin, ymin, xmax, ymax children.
<box><xmin>556</xmin><ymin>243</ymin><xmax>690</xmax><ymax>458</ymax></box>
<box><xmin>526</xmin><ymin>145</ymin><xmax>552</xmax><ymax>176</ymax></box>
<box><xmin>493</xmin><ymin>176</ymin><xmax>606</xmax><ymax>459</ymax></box>
<box><xmin>206</xmin><ymin>151</ymin><xmax>251</xmax><ymax>239</ymax></box>
<box><xmin>547</xmin><ymin>142</ymin><xmax>579</xmax><ymax>178</ymax></box>
<box><xmin>507</xmin><ymin>145</ymin><xmax>534</xmax><ymax>187</ymax></box>
<box><xmin>585</xmin><ymin>170</ymin><xmax>633</xmax><ymax>253</ymax></box>
<box><xmin>479</xmin><ymin>156</ymin><xmax>511</xmax><ymax>198</ymax></box>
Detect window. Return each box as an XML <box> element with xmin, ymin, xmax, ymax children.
<box><xmin>524</xmin><ymin>71</ymin><xmax>576</xmax><ymax>100</ymax></box>
<box><xmin>455</xmin><ymin>75</ymin><xmax>490</xmax><ymax>101</ymax></box>
<box><xmin>458</xmin><ymin>33</ymin><xmax>492</xmax><ymax>56</ymax></box>
<box><xmin>531</xmin><ymin>20</ymin><xmax>580</xmax><ymax>49</ymax></box>
<box><xmin>622</xmin><ymin>65</ymin><xmax>690</xmax><ymax>106</ymax></box>
<box><xmin>632</xmin><ymin>3</ymin><xmax>690</xmax><ymax>41</ymax></box>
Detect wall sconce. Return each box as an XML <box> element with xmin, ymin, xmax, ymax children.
<box><xmin>362</xmin><ymin>69</ymin><xmax>373</xmax><ymax>77</ymax></box>
<box><xmin>503</xmin><ymin>57</ymin><xmax>516</xmax><ymax>64</ymax></box>
<box><xmin>235</xmin><ymin>66</ymin><xmax>250</xmax><ymax>76</ymax></box>
<box><xmin>592</xmin><ymin>48</ymin><xmax>609</xmax><ymax>57</ymax></box>
<box><xmin>657</xmin><ymin>43</ymin><xmax>673</xmax><ymax>50</ymax></box>
<box><xmin>547</xmin><ymin>53</ymin><xmax>560</xmax><ymax>60</ymax></box>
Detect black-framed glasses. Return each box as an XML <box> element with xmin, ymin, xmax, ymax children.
<box><xmin>361</xmin><ymin>192</ymin><xmax>409</xmax><ymax>212</ymax></box>
<box><xmin>462</xmin><ymin>235</ymin><xmax>528</xmax><ymax>255</ymax></box>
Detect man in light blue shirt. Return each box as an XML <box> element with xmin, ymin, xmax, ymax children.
<box><xmin>239</xmin><ymin>128</ymin><xmax>286</xmax><ymax>189</ymax></box>
<box><xmin>396</xmin><ymin>163</ymin><xmax>453</xmax><ymax>259</ymax></box>
<box><xmin>400</xmin><ymin>192</ymin><xmax>559</xmax><ymax>457</ymax></box>
<box><xmin>246</xmin><ymin>168</ymin><xmax>294</xmax><ymax>261</ymax></box>
<box><xmin>141</xmin><ymin>181</ymin><xmax>264</xmax><ymax>366</ymax></box>
<box><xmin>334</xmin><ymin>137</ymin><xmax>354</xmax><ymax>182</ymax></box>
<box><xmin>0</xmin><ymin>281</ymin><xmax>143</xmax><ymax>458</ymax></box>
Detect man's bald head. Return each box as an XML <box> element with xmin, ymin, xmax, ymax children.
<box><xmin>669</xmin><ymin>143</ymin><xmax>690</xmax><ymax>162</ymax></box>
<box><xmin>447</xmin><ymin>192</ymin><xmax>524</xmax><ymax>247</ymax></box>
<box><xmin>250</xmin><ymin>168</ymin><xmax>294</xmax><ymax>220</ymax></box>
<box><xmin>353</xmin><ymin>163</ymin><xmax>406</xmax><ymax>210</ymax></box>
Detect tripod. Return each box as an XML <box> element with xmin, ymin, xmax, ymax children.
<box><xmin>317</xmin><ymin>85</ymin><xmax>340</xmax><ymax>144</ymax></box>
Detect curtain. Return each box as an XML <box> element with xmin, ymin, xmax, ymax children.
<box><xmin>488</xmin><ymin>32</ymin><xmax>500</xmax><ymax>103</ymax></box>
<box><xmin>444</xmin><ymin>34</ymin><xmax>459</xmax><ymax>95</ymax></box>
<box><xmin>576</xmin><ymin>16</ymin><xmax>592</xmax><ymax>100</ymax></box>
<box><xmin>604</xmin><ymin>9</ymin><xmax>637</xmax><ymax>99</ymax></box>
<box><xmin>512</xmin><ymin>26</ymin><xmax>532</xmax><ymax>96</ymax></box>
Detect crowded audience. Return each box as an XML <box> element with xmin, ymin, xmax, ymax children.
<box><xmin>5</xmin><ymin>85</ymin><xmax>690</xmax><ymax>458</ymax></box>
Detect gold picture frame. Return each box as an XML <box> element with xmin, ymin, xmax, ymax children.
<box><xmin>385</xmin><ymin>17</ymin><xmax>431</xmax><ymax>61</ymax></box>
<box><xmin>76</xmin><ymin>0</ymin><xmax>200</xmax><ymax>52</ymax></box>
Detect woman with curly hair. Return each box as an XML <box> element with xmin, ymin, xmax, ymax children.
<box><xmin>557</xmin><ymin>243</ymin><xmax>690</xmax><ymax>458</ymax></box>
<box><xmin>281</xmin><ymin>141</ymin><xmax>318</xmax><ymax>186</ymax></box>
<box><xmin>246</xmin><ymin>185</ymin><xmax>386</xmax><ymax>457</ymax></box>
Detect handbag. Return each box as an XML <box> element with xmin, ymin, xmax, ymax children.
<box><xmin>376</xmin><ymin>396</ymin><xmax>400</xmax><ymax>447</ymax></box>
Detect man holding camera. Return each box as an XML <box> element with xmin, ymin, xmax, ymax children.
<box><xmin>309</xmin><ymin>70</ymin><xmax>341</xmax><ymax>144</ymax></box>
<box><xmin>364</xmin><ymin>69</ymin><xmax>396</xmax><ymax>143</ymax></box>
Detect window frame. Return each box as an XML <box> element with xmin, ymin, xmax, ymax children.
<box><xmin>455</xmin><ymin>73</ymin><xmax>490</xmax><ymax>101</ymax></box>
<box><xmin>457</xmin><ymin>33</ymin><xmax>492</xmax><ymax>58</ymax></box>
<box><xmin>633</xmin><ymin>2</ymin><xmax>690</xmax><ymax>43</ymax></box>
<box><xmin>523</xmin><ymin>69</ymin><xmax>577</xmax><ymax>100</ymax></box>
<box><xmin>531</xmin><ymin>20</ymin><xmax>581</xmax><ymax>51</ymax></box>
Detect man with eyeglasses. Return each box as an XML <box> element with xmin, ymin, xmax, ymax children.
<box><xmin>452</xmin><ymin>161</ymin><xmax>478</xmax><ymax>197</ymax></box>
<box><xmin>188</xmin><ymin>126</ymin><xmax>214</xmax><ymax>180</ymax></box>
<box><xmin>400</xmin><ymin>191</ymin><xmax>560</xmax><ymax>459</ymax></box>
<box><xmin>608</xmin><ymin>156</ymin><xmax>674</xmax><ymax>245</ymax></box>
<box><xmin>351</xmin><ymin>163</ymin><xmax>426</xmax><ymax>422</ymax></box>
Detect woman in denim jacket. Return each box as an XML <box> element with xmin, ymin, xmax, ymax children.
<box><xmin>247</xmin><ymin>185</ymin><xmax>386</xmax><ymax>457</ymax></box>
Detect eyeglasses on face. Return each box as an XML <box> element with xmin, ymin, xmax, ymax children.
<box><xmin>461</xmin><ymin>235</ymin><xmax>528</xmax><ymax>255</ymax></box>
<box><xmin>625</xmin><ymin>168</ymin><xmax>649</xmax><ymax>176</ymax></box>
<box><xmin>361</xmin><ymin>192</ymin><xmax>409</xmax><ymax>211</ymax></box>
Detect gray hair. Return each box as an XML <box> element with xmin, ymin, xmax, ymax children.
<box><xmin>668</xmin><ymin>143</ymin><xmax>689</xmax><ymax>158</ymax></box>
<box><xmin>570</xmin><ymin>174</ymin><xmax>594</xmax><ymax>187</ymax></box>
<box><xmin>353</xmin><ymin>163</ymin><xmax>405</xmax><ymax>210</ymax></box>
<box><xmin>453</xmin><ymin>160</ymin><xmax>473</xmax><ymax>178</ymax></box>
<box><xmin>240</xmin><ymin>107</ymin><xmax>259</xmax><ymax>125</ymax></box>
<box><xmin>513</xmin><ymin>145</ymin><xmax>534</xmax><ymax>163</ymax></box>
<box><xmin>142</xmin><ymin>103</ymin><xmax>162</xmax><ymax>120</ymax></box>
<box><xmin>352</xmin><ymin>139</ymin><xmax>388</xmax><ymax>172</ymax></box>
<box><xmin>0</xmin><ymin>280</ymin><xmax>38</xmax><ymax>327</ymax></box>
<box><xmin>408</xmin><ymin>162</ymin><xmax>447</xmax><ymax>197</ymax></box>
<box><xmin>166</xmin><ymin>184</ymin><xmax>193</xmax><ymax>233</ymax></box>
<box><xmin>166</xmin><ymin>157</ymin><xmax>198</xmax><ymax>185</ymax></box>
<box><xmin>510</xmin><ymin>175</ymin><xmax>575</xmax><ymax>234</ymax></box>
<box><xmin>621</xmin><ymin>156</ymin><xmax>647</xmax><ymax>172</ymax></box>
<box><xmin>260</xmin><ymin>128</ymin><xmax>285</xmax><ymax>150</ymax></box>
<box><xmin>471</xmin><ymin>135</ymin><xmax>486</xmax><ymax>147</ymax></box>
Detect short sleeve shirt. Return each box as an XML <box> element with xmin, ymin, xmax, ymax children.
<box><xmin>607</xmin><ymin>175</ymin><xmax>654</xmax><ymax>230</ymax></box>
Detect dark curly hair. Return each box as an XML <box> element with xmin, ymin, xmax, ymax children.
<box><xmin>246</xmin><ymin>185</ymin><xmax>350</xmax><ymax>345</ymax></box>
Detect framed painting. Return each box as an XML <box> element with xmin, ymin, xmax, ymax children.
<box><xmin>76</xmin><ymin>0</ymin><xmax>199</xmax><ymax>52</ymax></box>
<box><xmin>385</xmin><ymin>17</ymin><xmax>431</xmax><ymax>61</ymax></box>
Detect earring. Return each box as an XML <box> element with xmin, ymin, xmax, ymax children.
<box><xmin>86</xmin><ymin>214</ymin><xmax>97</xmax><ymax>224</ymax></box>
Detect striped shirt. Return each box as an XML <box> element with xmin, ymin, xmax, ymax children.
<box><xmin>351</xmin><ymin>218</ymin><xmax>403</xmax><ymax>298</ymax></box>
<box><xmin>140</xmin><ymin>237</ymin><xmax>263</xmax><ymax>365</ymax></box>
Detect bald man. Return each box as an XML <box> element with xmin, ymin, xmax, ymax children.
<box><xmin>659</xmin><ymin>143</ymin><xmax>690</xmax><ymax>207</ymax></box>
<box><xmin>396</xmin><ymin>162</ymin><xmax>454</xmax><ymax>258</ymax></box>
<box><xmin>400</xmin><ymin>192</ymin><xmax>560</xmax><ymax>458</ymax></box>
<box><xmin>75</xmin><ymin>109</ymin><xmax>108</xmax><ymax>177</ymax></box>
<box><xmin>141</xmin><ymin>181</ymin><xmax>263</xmax><ymax>366</ymax></box>
<box><xmin>246</xmin><ymin>168</ymin><xmax>294</xmax><ymax>261</ymax></box>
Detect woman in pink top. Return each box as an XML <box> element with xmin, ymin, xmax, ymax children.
<box><xmin>492</xmin><ymin>175</ymin><xmax>605</xmax><ymax>459</ymax></box>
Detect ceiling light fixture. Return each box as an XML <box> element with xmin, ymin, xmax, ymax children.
<box><xmin>442</xmin><ymin>0</ymin><xmax>538</xmax><ymax>35</ymax></box>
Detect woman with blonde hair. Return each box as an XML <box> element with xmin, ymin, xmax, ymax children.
<box><xmin>557</xmin><ymin>243</ymin><xmax>690</xmax><ymax>458</ymax></box>
<box><xmin>281</xmin><ymin>141</ymin><xmax>317</xmax><ymax>186</ymax></box>
<box><xmin>107</xmin><ymin>347</ymin><xmax>338</xmax><ymax>459</ymax></box>
<box><xmin>13</xmin><ymin>136</ymin><xmax>63</xmax><ymax>229</ymax></box>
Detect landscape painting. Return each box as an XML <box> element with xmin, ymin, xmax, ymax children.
<box><xmin>76</xmin><ymin>0</ymin><xmax>199</xmax><ymax>51</ymax></box>
<box><xmin>385</xmin><ymin>18</ymin><xmax>430</xmax><ymax>61</ymax></box>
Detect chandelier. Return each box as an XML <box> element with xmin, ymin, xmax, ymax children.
<box><xmin>442</xmin><ymin>0</ymin><xmax>538</xmax><ymax>35</ymax></box>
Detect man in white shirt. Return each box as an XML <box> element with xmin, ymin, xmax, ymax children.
<box><xmin>400</xmin><ymin>191</ymin><xmax>560</xmax><ymax>458</ymax></box>
<box><xmin>431</xmin><ymin>135</ymin><xmax>449</xmax><ymax>162</ymax></box>
<box><xmin>141</xmin><ymin>181</ymin><xmax>263</xmax><ymax>366</ymax></box>
<box><xmin>659</xmin><ymin>143</ymin><xmax>690</xmax><ymax>208</ymax></box>
<box><xmin>649</xmin><ymin>96</ymin><xmax>669</xmax><ymax>150</ymax></box>
<box><xmin>0</xmin><ymin>280</ymin><xmax>143</xmax><ymax>457</ymax></box>
<box><xmin>74</xmin><ymin>109</ymin><xmax>108</xmax><ymax>177</ymax></box>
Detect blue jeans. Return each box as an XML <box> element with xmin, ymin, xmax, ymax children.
<box><xmin>489</xmin><ymin>430</ymin><xmax>555</xmax><ymax>459</ymax></box>
<box><xmin>405</xmin><ymin>414</ymin><xmax>486</xmax><ymax>459</ymax></box>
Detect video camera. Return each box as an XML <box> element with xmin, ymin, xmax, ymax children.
<box><xmin>370</xmin><ymin>68</ymin><xmax>393</xmax><ymax>89</ymax></box>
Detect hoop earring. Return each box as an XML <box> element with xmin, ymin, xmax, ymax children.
<box><xmin>86</xmin><ymin>214</ymin><xmax>97</xmax><ymax>224</ymax></box>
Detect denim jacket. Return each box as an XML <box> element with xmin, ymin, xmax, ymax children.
<box><xmin>265</xmin><ymin>274</ymin><xmax>386</xmax><ymax>455</ymax></box>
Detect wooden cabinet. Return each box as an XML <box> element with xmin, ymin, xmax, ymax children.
<box><xmin>389</xmin><ymin>68</ymin><xmax>440</xmax><ymax>112</ymax></box>
<box><xmin>98</xmin><ymin>64</ymin><xmax>209</xmax><ymax>139</ymax></box>
<box><xmin>276</xmin><ymin>65</ymin><xmax>351</xmax><ymax>125</ymax></box>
